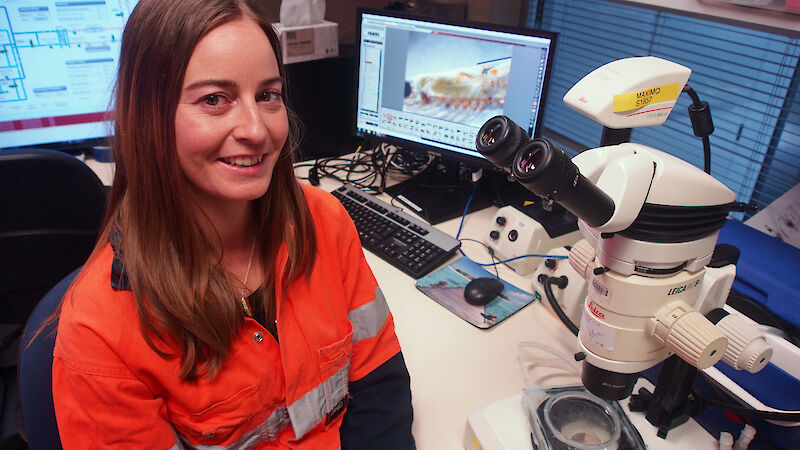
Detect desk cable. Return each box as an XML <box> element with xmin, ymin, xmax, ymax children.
<box><xmin>452</xmin><ymin>185</ymin><xmax>568</xmax><ymax>274</ymax></box>
<box><xmin>299</xmin><ymin>142</ymin><xmax>429</xmax><ymax>197</ymax></box>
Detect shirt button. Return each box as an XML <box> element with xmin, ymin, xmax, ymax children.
<box><xmin>203</xmin><ymin>432</ymin><xmax>215</xmax><ymax>439</ymax></box>
<box><xmin>253</xmin><ymin>331</ymin><xmax>264</xmax><ymax>342</ymax></box>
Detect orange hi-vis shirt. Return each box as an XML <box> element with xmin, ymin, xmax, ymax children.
<box><xmin>52</xmin><ymin>185</ymin><xmax>405</xmax><ymax>449</ymax></box>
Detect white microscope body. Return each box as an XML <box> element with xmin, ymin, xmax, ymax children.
<box><xmin>475</xmin><ymin>56</ymin><xmax>772</xmax><ymax>402</ymax></box>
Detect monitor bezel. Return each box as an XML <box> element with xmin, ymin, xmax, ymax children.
<box><xmin>352</xmin><ymin>7</ymin><xmax>558</xmax><ymax>170</ymax></box>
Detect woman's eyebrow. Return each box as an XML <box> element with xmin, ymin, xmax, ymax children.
<box><xmin>183</xmin><ymin>76</ymin><xmax>283</xmax><ymax>91</ymax></box>
<box><xmin>184</xmin><ymin>79</ymin><xmax>237</xmax><ymax>91</ymax></box>
<box><xmin>260</xmin><ymin>76</ymin><xmax>284</xmax><ymax>87</ymax></box>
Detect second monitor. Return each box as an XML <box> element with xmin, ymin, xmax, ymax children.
<box><xmin>353</xmin><ymin>9</ymin><xmax>557</xmax><ymax>223</ymax></box>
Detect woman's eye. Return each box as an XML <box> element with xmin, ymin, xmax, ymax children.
<box><xmin>258</xmin><ymin>90</ymin><xmax>282</xmax><ymax>103</ymax></box>
<box><xmin>202</xmin><ymin>94</ymin><xmax>221</xmax><ymax>106</ymax></box>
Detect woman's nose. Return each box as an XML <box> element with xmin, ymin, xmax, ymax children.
<box><xmin>232</xmin><ymin>100</ymin><xmax>267</xmax><ymax>144</ymax></box>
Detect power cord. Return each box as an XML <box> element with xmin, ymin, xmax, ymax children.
<box><xmin>683</xmin><ymin>85</ymin><xmax>714</xmax><ymax>174</ymax></box>
<box><xmin>301</xmin><ymin>141</ymin><xmax>432</xmax><ymax>198</ymax></box>
<box><xmin>457</xmin><ymin>237</ymin><xmax>500</xmax><ymax>278</ymax></box>
<box><xmin>726</xmin><ymin>290</ymin><xmax>800</xmax><ymax>347</ymax></box>
<box><xmin>537</xmin><ymin>274</ymin><xmax>579</xmax><ymax>336</ymax></box>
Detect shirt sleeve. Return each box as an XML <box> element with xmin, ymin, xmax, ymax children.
<box><xmin>53</xmin><ymin>303</ymin><xmax>177</xmax><ymax>449</ymax></box>
<box><xmin>334</xmin><ymin>195</ymin><xmax>415</xmax><ymax>449</ymax></box>
<box><xmin>340</xmin><ymin>352</ymin><xmax>415</xmax><ymax>450</ymax></box>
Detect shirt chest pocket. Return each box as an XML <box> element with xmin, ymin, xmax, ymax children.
<box><xmin>169</xmin><ymin>384</ymin><xmax>274</xmax><ymax>446</ymax></box>
<box><xmin>318</xmin><ymin>327</ymin><xmax>353</xmax><ymax>428</ymax></box>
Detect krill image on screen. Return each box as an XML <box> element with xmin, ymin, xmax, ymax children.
<box><xmin>402</xmin><ymin>32</ymin><xmax>512</xmax><ymax>127</ymax></box>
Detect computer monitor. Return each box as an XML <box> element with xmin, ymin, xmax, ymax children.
<box><xmin>0</xmin><ymin>0</ymin><xmax>139</xmax><ymax>151</ymax></box>
<box><xmin>354</xmin><ymin>8</ymin><xmax>556</xmax><ymax>223</ymax></box>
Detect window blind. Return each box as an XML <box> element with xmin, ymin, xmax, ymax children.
<box><xmin>528</xmin><ymin>0</ymin><xmax>800</xmax><ymax>217</ymax></box>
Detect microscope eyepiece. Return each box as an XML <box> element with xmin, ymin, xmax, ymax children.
<box><xmin>476</xmin><ymin>116</ymin><xmax>615</xmax><ymax>228</ymax></box>
<box><xmin>516</xmin><ymin>143</ymin><xmax>545</xmax><ymax>174</ymax></box>
<box><xmin>475</xmin><ymin>115</ymin><xmax>525</xmax><ymax>170</ymax></box>
<box><xmin>480</xmin><ymin>121</ymin><xmax>504</xmax><ymax>147</ymax></box>
<box><xmin>512</xmin><ymin>139</ymin><xmax>557</xmax><ymax>182</ymax></box>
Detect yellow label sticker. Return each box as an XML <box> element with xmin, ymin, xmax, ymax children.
<box><xmin>612</xmin><ymin>82</ymin><xmax>680</xmax><ymax>112</ymax></box>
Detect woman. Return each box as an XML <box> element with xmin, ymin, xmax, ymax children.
<box><xmin>51</xmin><ymin>0</ymin><xmax>415</xmax><ymax>448</ymax></box>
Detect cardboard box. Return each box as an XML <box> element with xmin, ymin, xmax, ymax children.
<box><xmin>273</xmin><ymin>21</ymin><xmax>338</xmax><ymax>64</ymax></box>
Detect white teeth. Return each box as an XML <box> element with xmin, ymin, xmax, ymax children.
<box><xmin>224</xmin><ymin>155</ymin><xmax>263</xmax><ymax>167</ymax></box>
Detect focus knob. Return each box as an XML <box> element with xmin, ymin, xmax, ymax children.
<box><xmin>716</xmin><ymin>313</ymin><xmax>772</xmax><ymax>373</ymax></box>
<box><xmin>650</xmin><ymin>302</ymin><xmax>728</xmax><ymax>369</ymax></box>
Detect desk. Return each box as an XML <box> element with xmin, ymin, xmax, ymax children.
<box><xmin>297</xmin><ymin>162</ymin><xmax>719</xmax><ymax>450</ymax></box>
<box><xmin>84</xmin><ymin>155</ymin><xmax>718</xmax><ymax>449</ymax></box>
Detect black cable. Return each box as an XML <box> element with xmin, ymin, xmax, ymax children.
<box><xmin>538</xmin><ymin>274</ymin><xmax>579</xmax><ymax>336</ymax></box>
<box><xmin>458</xmin><ymin>237</ymin><xmax>501</xmax><ymax>278</ymax></box>
<box><xmin>682</xmin><ymin>85</ymin><xmax>714</xmax><ymax>174</ymax></box>
<box><xmin>700</xmin><ymin>136</ymin><xmax>711</xmax><ymax>175</ymax></box>
<box><xmin>692</xmin><ymin>370</ymin><xmax>800</xmax><ymax>431</ymax></box>
<box><xmin>702</xmin><ymin>398</ymin><xmax>800</xmax><ymax>422</ymax></box>
<box><xmin>314</xmin><ymin>148</ymin><xmax>382</xmax><ymax>192</ymax></box>
<box><xmin>308</xmin><ymin>159</ymin><xmax>321</xmax><ymax>186</ymax></box>
<box><xmin>727</xmin><ymin>291</ymin><xmax>800</xmax><ymax>347</ymax></box>
<box><xmin>698</xmin><ymin>374</ymin><xmax>786</xmax><ymax>450</ymax></box>
<box><xmin>377</xmin><ymin>144</ymin><xmax>391</xmax><ymax>194</ymax></box>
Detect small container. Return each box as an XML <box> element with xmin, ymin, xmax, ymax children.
<box><xmin>524</xmin><ymin>384</ymin><xmax>645</xmax><ymax>450</ymax></box>
<box><xmin>543</xmin><ymin>391</ymin><xmax>621</xmax><ymax>449</ymax></box>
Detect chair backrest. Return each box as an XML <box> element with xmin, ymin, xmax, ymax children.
<box><xmin>0</xmin><ymin>148</ymin><xmax>106</xmax><ymax>338</ymax></box>
<box><xmin>1</xmin><ymin>149</ymin><xmax>105</xmax><ymax>447</ymax></box>
<box><xmin>18</xmin><ymin>267</ymin><xmax>80</xmax><ymax>450</ymax></box>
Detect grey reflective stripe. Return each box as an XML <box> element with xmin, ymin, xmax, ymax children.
<box><xmin>172</xmin><ymin>405</ymin><xmax>291</xmax><ymax>449</ymax></box>
<box><xmin>264</xmin><ymin>406</ymin><xmax>291</xmax><ymax>439</ymax></box>
<box><xmin>287</xmin><ymin>361</ymin><xmax>350</xmax><ymax>438</ymax></box>
<box><xmin>168</xmin><ymin>288</ymin><xmax>387</xmax><ymax>446</ymax></box>
<box><xmin>349</xmin><ymin>287</ymin><xmax>390</xmax><ymax>343</ymax></box>
<box><xmin>280</xmin><ymin>287</ymin><xmax>388</xmax><ymax>438</ymax></box>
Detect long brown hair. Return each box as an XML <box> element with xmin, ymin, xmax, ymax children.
<box><xmin>92</xmin><ymin>0</ymin><xmax>316</xmax><ymax>379</ymax></box>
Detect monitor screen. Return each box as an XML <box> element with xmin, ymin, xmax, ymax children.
<box><xmin>354</xmin><ymin>8</ymin><xmax>556</xmax><ymax>168</ymax></box>
<box><xmin>0</xmin><ymin>0</ymin><xmax>139</xmax><ymax>150</ymax></box>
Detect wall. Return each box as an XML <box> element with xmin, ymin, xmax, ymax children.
<box><xmin>258</xmin><ymin>1</ymin><xmax>528</xmax><ymax>46</ymax></box>
<box><xmin>613</xmin><ymin>0</ymin><xmax>800</xmax><ymax>37</ymax></box>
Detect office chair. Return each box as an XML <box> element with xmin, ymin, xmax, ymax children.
<box><xmin>17</xmin><ymin>268</ymin><xmax>80</xmax><ymax>449</ymax></box>
<box><xmin>0</xmin><ymin>148</ymin><xmax>106</xmax><ymax>346</ymax></box>
<box><xmin>0</xmin><ymin>148</ymin><xmax>106</xmax><ymax>446</ymax></box>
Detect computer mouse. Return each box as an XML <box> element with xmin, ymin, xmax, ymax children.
<box><xmin>463</xmin><ymin>277</ymin><xmax>505</xmax><ymax>306</ymax></box>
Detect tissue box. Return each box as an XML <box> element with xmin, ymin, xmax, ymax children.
<box><xmin>273</xmin><ymin>21</ymin><xmax>338</xmax><ymax>64</ymax></box>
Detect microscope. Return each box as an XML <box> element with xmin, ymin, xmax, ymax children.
<box><xmin>475</xmin><ymin>57</ymin><xmax>774</xmax><ymax>437</ymax></box>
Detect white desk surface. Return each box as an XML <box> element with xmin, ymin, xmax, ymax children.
<box><xmin>84</xmin><ymin>156</ymin><xmax>719</xmax><ymax>450</ymax></box>
<box><xmin>299</xmin><ymin>164</ymin><xmax>718</xmax><ymax>450</ymax></box>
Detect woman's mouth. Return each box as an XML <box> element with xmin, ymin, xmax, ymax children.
<box><xmin>220</xmin><ymin>155</ymin><xmax>263</xmax><ymax>167</ymax></box>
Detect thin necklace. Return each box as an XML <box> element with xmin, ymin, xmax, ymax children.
<box><xmin>240</xmin><ymin>238</ymin><xmax>256</xmax><ymax>317</ymax></box>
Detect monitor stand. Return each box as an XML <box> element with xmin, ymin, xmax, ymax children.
<box><xmin>383</xmin><ymin>159</ymin><xmax>538</xmax><ymax>225</ymax></box>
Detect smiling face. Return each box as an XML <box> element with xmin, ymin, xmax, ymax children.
<box><xmin>174</xmin><ymin>17</ymin><xmax>288</xmax><ymax>212</ymax></box>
